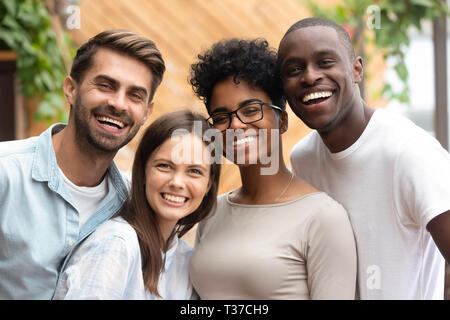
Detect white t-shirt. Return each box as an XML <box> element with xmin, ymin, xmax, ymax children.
<box><xmin>290</xmin><ymin>108</ymin><xmax>450</xmax><ymax>299</ymax></box>
<box><xmin>59</xmin><ymin>168</ymin><xmax>108</xmax><ymax>230</ymax></box>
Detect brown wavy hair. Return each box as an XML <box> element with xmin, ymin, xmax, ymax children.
<box><xmin>118</xmin><ymin>110</ymin><xmax>221</xmax><ymax>297</ymax></box>
<box><xmin>70</xmin><ymin>29</ymin><xmax>165</xmax><ymax>102</ymax></box>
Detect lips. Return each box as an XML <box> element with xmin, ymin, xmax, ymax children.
<box><xmin>302</xmin><ymin>90</ymin><xmax>333</xmax><ymax>104</ymax></box>
<box><xmin>161</xmin><ymin>192</ymin><xmax>188</xmax><ymax>205</ymax></box>
<box><xmin>95</xmin><ymin>115</ymin><xmax>126</xmax><ymax>130</ymax></box>
<box><xmin>93</xmin><ymin>113</ymin><xmax>131</xmax><ymax>135</ymax></box>
<box><xmin>233</xmin><ymin>135</ymin><xmax>257</xmax><ymax>147</ymax></box>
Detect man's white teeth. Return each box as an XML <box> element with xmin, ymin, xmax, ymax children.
<box><xmin>162</xmin><ymin>193</ymin><xmax>186</xmax><ymax>203</ymax></box>
<box><xmin>302</xmin><ymin>91</ymin><xmax>332</xmax><ymax>103</ymax></box>
<box><xmin>234</xmin><ymin>136</ymin><xmax>256</xmax><ymax>146</ymax></box>
<box><xmin>96</xmin><ymin>116</ymin><xmax>125</xmax><ymax>129</ymax></box>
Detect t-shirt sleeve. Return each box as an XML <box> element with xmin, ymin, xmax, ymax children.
<box><xmin>306</xmin><ymin>201</ymin><xmax>357</xmax><ymax>300</ymax></box>
<box><xmin>394</xmin><ymin>138</ymin><xmax>450</xmax><ymax>228</ymax></box>
<box><xmin>54</xmin><ymin>234</ymin><xmax>138</xmax><ymax>300</ymax></box>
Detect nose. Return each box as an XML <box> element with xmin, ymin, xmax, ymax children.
<box><xmin>229</xmin><ymin>113</ymin><xmax>247</xmax><ymax>129</ymax></box>
<box><xmin>107</xmin><ymin>90</ymin><xmax>128</xmax><ymax>112</ymax></box>
<box><xmin>168</xmin><ymin>171</ymin><xmax>186</xmax><ymax>189</ymax></box>
<box><xmin>302</xmin><ymin>65</ymin><xmax>322</xmax><ymax>86</ymax></box>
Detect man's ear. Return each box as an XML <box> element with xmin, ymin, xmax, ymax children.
<box><xmin>63</xmin><ymin>76</ymin><xmax>77</xmax><ymax>106</ymax></box>
<box><xmin>279</xmin><ymin>110</ymin><xmax>288</xmax><ymax>134</ymax></box>
<box><xmin>352</xmin><ymin>56</ymin><xmax>364</xmax><ymax>84</ymax></box>
<box><xmin>142</xmin><ymin>101</ymin><xmax>154</xmax><ymax>125</ymax></box>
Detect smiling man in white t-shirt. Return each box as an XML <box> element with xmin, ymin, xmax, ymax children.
<box><xmin>278</xmin><ymin>17</ymin><xmax>450</xmax><ymax>299</ymax></box>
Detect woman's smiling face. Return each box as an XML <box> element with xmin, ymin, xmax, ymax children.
<box><xmin>145</xmin><ymin>133</ymin><xmax>211</xmax><ymax>229</ymax></box>
<box><xmin>209</xmin><ymin>76</ymin><xmax>287</xmax><ymax>166</ymax></box>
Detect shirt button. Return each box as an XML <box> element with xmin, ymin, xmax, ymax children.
<box><xmin>68</xmin><ymin>240</ymin><xmax>74</xmax><ymax>246</ymax></box>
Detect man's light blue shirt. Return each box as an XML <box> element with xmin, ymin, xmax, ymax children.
<box><xmin>0</xmin><ymin>124</ymin><xmax>128</xmax><ymax>299</ymax></box>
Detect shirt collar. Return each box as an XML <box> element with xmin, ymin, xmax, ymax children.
<box><xmin>31</xmin><ymin>123</ymin><xmax>128</xmax><ymax>200</ymax></box>
<box><xmin>162</xmin><ymin>235</ymin><xmax>179</xmax><ymax>272</ymax></box>
<box><xmin>31</xmin><ymin>123</ymin><xmax>65</xmax><ymax>188</ymax></box>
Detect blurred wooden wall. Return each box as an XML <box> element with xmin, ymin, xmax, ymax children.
<box><xmin>67</xmin><ymin>0</ymin><xmax>312</xmax><ymax>195</ymax></box>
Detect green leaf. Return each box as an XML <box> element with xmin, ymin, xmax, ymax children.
<box><xmin>394</xmin><ymin>62</ymin><xmax>409</xmax><ymax>82</ymax></box>
<box><xmin>3</xmin><ymin>14</ymin><xmax>22</xmax><ymax>30</ymax></box>
<box><xmin>410</xmin><ymin>0</ymin><xmax>434</xmax><ymax>8</ymax></box>
<box><xmin>3</xmin><ymin>0</ymin><xmax>17</xmax><ymax>16</ymax></box>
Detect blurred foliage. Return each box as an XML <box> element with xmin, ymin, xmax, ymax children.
<box><xmin>0</xmin><ymin>0</ymin><xmax>75</xmax><ymax>123</ymax></box>
<box><xmin>303</xmin><ymin>0</ymin><xmax>450</xmax><ymax>105</ymax></box>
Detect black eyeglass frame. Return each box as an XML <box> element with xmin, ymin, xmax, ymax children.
<box><xmin>207</xmin><ymin>102</ymin><xmax>283</xmax><ymax>132</ymax></box>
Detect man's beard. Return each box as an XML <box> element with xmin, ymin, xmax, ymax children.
<box><xmin>73</xmin><ymin>91</ymin><xmax>141</xmax><ymax>154</ymax></box>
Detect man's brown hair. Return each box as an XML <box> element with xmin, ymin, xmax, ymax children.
<box><xmin>70</xmin><ymin>29</ymin><xmax>165</xmax><ymax>102</ymax></box>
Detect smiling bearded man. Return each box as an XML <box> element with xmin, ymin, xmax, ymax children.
<box><xmin>0</xmin><ymin>30</ymin><xmax>165</xmax><ymax>299</ymax></box>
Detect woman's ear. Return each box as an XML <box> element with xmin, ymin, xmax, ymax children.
<box><xmin>279</xmin><ymin>110</ymin><xmax>288</xmax><ymax>134</ymax></box>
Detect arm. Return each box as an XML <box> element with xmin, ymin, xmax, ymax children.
<box><xmin>54</xmin><ymin>232</ymin><xmax>138</xmax><ymax>300</ymax></box>
<box><xmin>427</xmin><ymin>210</ymin><xmax>450</xmax><ymax>264</ymax></box>
<box><xmin>394</xmin><ymin>139</ymin><xmax>450</xmax><ymax>265</ymax></box>
<box><xmin>306</xmin><ymin>203</ymin><xmax>357</xmax><ymax>300</ymax></box>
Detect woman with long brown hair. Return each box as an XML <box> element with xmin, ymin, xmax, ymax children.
<box><xmin>54</xmin><ymin>110</ymin><xmax>221</xmax><ymax>299</ymax></box>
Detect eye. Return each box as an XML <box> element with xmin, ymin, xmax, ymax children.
<box><xmin>129</xmin><ymin>91</ymin><xmax>144</xmax><ymax>102</ymax></box>
<box><xmin>211</xmin><ymin>113</ymin><xmax>229</xmax><ymax>124</ymax></box>
<box><xmin>156</xmin><ymin>163</ymin><xmax>171</xmax><ymax>171</ymax></box>
<box><xmin>188</xmin><ymin>168</ymin><xmax>204</xmax><ymax>176</ymax></box>
<box><xmin>319</xmin><ymin>59</ymin><xmax>336</xmax><ymax>67</ymax></box>
<box><xmin>98</xmin><ymin>82</ymin><xmax>113</xmax><ymax>90</ymax></box>
<box><xmin>240</xmin><ymin>105</ymin><xmax>260</xmax><ymax>116</ymax></box>
<box><xmin>284</xmin><ymin>65</ymin><xmax>303</xmax><ymax>77</ymax></box>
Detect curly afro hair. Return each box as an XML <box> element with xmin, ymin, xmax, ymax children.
<box><xmin>189</xmin><ymin>38</ymin><xmax>286</xmax><ymax>112</ymax></box>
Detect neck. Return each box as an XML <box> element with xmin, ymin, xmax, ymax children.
<box><xmin>52</xmin><ymin>124</ymin><xmax>116</xmax><ymax>187</ymax></box>
<box><xmin>319</xmin><ymin>100</ymin><xmax>374</xmax><ymax>153</ymax></box>
<box><xmin>236</xmin><ymin>156</ymin><xmax>291</xmax><ymax>202</ymax></box>
<box><xmin>158</xmin><ymin>219</ymin><xmax>177</xmax><ymax>252</ymax></box>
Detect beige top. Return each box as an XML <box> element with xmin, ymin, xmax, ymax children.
<box><xmin>190</xmin><ymin>192</ymin><xmax>357</xmax><ymax>299</ymax></box>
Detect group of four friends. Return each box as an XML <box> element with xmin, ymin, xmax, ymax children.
<box><xmin>1</xmin><ymin>17</ymin><xmax>450</xmax><ymax>300</ymax></box>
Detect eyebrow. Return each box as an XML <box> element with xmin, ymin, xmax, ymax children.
<box><xmin>315</xmin><ymin>49</ymin><xmax>339</xmax><ymax>57</ymax></box>
<box><xmin>281</xmin><ymin>50</ymin><xmax>339</xmax><ymax>68</ymax></box>
<box><xmin>94</xmin><ymin>74</ymin><xmax>148</xmax><ymax>97</ymax></box>
<box><xmin>211</xmin><ymin>98</ymin><xmax>263</xmax><ymax>114</ymax></box>
<box><xmin>152</xmin><ymin>158</ymin><xmax>209</xmax><ymax>170</ymax></box>
<box><xmin>152</xmin><ymin>158</ymin><xmax>174</xmax><ymax>165</ymax></box>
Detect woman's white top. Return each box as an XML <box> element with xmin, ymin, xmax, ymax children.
<box><xmin>53</xmin><ymin>217</ymin><xmax>195</xmax><ymax>300</ymax></box>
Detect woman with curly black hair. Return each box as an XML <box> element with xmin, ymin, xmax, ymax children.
<box><xmin>188</xmin><ymin>38</ymin><xmax>357</xmax><ymax>299</ymax></box>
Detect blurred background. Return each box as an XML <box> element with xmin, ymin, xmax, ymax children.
<box><xmin>1</xmin><ymin>0</ymin><xmax>449</xmax><ymax>299</ymax></box>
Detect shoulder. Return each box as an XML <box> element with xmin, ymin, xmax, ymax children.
<box><xmin>380</xmin><ymin>110</ymin><xmax>450</xmax><ymax>169</ymax></box>
<box><xmin>196</xmin><ymin>193</ymin><xmax>228</xmax><ymax>239</ymax></box>
<box><xmin>373</xmin><ymin>109</ymin><xmax>439</xmax><ymax>152</ymax></box>
<box><xmin>0</xmin><ymin>137</ymin><xmax>39</xmax><ymax>188</ymax></box>
<box><xmin>302</xmin><ymin>192</ymin><xmax>351</xmax><ymax>229</ymax></box>
<box><xmin>94</xmin><ymin>217</ymin><xmax>137</xmax><ymax>240</ymax></box>
<box><xmin>290</xmin><ymin>131</ymin><xmax>320</xmax><ymax>159</ymax></box>
<box><xmin>0</xmin><ymin>137</ymin><xmax>38</xmax><ymax>171</ymax></box>
<box><xmin>84</xmin><ymin>217</ymin><xmax>140</xmax><ymax>253</ymax></box>
<box><xmin>0</xmin><ymin>136</ymin><xmax>38</xmax><ymax>158</ymax></box>
<box><xmin>200</xmin><ymin>193</ymin><xmax>228</xmax><ymax>223</ymax></box>
<box><xmin>175</xmin><ymin>239</ymin><xmax>194</xmax><ymax>256</ymax></box>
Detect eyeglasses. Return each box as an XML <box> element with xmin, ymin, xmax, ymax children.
<box><xmin>207</xmin><ymin>101</ymin><xmax>282</xmax><ymax>132</ymax></box>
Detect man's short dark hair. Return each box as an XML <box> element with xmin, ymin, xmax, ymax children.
<box><xmin>281</xmin><ymin>17</ymin><xmax>355</xmax><ymax>61</ymax></box>
<box><xmin>70</xmin><ymin>29</ymin><xmax>165</xmax><ymax>102</ymax></box>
